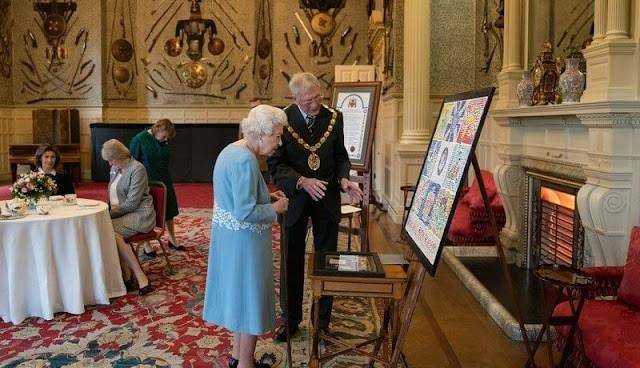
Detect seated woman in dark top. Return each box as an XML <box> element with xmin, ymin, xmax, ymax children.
<box><xmin>34</xmin><ymin>144</ymin><xmax>75</xmax><ymax>196</ymax></box>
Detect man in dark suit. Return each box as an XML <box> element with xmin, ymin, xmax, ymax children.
<box><xmin>268</xmin><ymin>72</ymin><xmax>363</xmax><ymax>341</ymax></box>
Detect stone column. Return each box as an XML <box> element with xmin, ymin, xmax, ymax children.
<box><xmin>502</xmin><ymin>0</ymin><xmax>523</xmax><ymax>72</ymax></box>
<box><xmin>582</xmin><ymin>0</ymin><xmax>637</xmax><ymax>101</ymax></box>
<box><xmin>493</xmin><ymin>0</ymin><xmax>525</xmax><ymax>259</ymax></box>
<box><xmin>592</xmin><ymin>0</ymin><xmax>607</xmax><ymax>44</ymax></box>
<box><xmin>400</xmin><ymin>0</ymin><xmax>430</xmax><ymax>145</ymax></box>
<box><xmin>606</xmin><ymin>0</ymin><xmax>630</xmax><ymax>39</ymax></box>
<box><xmin>496</xmin><ymin>0</ymin><xmax>523</xmax><ymax>108</ymax></box>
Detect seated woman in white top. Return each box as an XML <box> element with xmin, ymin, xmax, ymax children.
<box><xmin>101</xmin><ymin>139</ymin><xmax>156</xmax><ymax>295</ymax></box>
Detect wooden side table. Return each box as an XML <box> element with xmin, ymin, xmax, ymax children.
<box><xmin>530</xmin><ymin>264</ymin><xmax>593</xmax><ymax>368</ymax></box>
<box><xmin>307</xmin><ymin>254</ymin><xmax>407</xmax><ymax>368</ymax></box>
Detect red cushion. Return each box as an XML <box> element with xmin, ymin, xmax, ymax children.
<box><xmin>125</xmin><ymin>229</ymin><xmax>160</xmax><ymax>243</ymax></box>
<box><xmin>463</xmin><ymin>170</ymin><xmax>498</xmax><ymax>209</ymax></box>
<box><xmin>554</xmin><ymin>300</ymin><xmax>640</xmax><ymax>368</ymax></box>
<box><xmin>618</xmin><ymin>226</ymin><xmax>640</xmax><ymax>308</ymax></box>
<box><xmin>447</xmin><ymin>201</ymin><xmax>496</xmax><ymax>244</ymax></box>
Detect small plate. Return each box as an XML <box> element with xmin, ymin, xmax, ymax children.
<box><xmin>77</xmin><ymin>200</ymin><xmax>99</xmax><ymax>207</ymax></box>
<box><xmin>49</xmin><ymin>195</ymin><xmax>64</xmax><ymax>201</ymax></box>
<box><xmin>0</xmin><ymin>213</ymin><xmax>27</xmax><ymax>220</ymax></box>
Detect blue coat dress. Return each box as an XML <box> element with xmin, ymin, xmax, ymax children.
<box><xmin>203</xmin><ymin>143</ymin><xmax>277</xmax><ymax>335</ymax></box>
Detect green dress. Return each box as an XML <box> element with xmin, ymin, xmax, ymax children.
<box><xmin>129</xmin><ymin>130</ymin><xmax>179</xmax><ymax>220</ymax></box>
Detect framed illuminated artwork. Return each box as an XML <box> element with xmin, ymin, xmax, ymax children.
<box><xmin>314</xmin><ymin>251</ymin><xmax>385</xmax><ymax>278</ymax></box>
<box><xmin>330</xmin><ymin>81</ymin><xmax>381</xmax><ymax>171</ymax></box>
<box><xmin>402</xmin><ymin>88</ymin><xmax>495</xmax><ymax>275</ymax></box>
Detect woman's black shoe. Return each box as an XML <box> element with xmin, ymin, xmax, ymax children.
<box><xmin>138</xmin><ymin>283</ymin><xmax>153</xmax><ymax>295</ymax></box>
<box><xmin>228</xmin><ymin>358</ymin><xmax>270</xmax><ymax>368</ymax></box>
<box><xmin>168</xmin><ymin>241</ymin><xmax>186</xmax><ymax>251</ymax></box>
<box><xmin>124</xmin><ymin>278</ymin><xmax>138</xmax><ymax>292</ymax></box>
<box><xmin>143</xmin><ymin>249</ymin><xmax>157</xmax><ymax>258</ymax></box>
<box><xmin>228</xmin><ymin>357</ymin><xmax>239</xmax><ymax>368</ymax></box>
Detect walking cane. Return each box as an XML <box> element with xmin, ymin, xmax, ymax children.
<box><xmin>278</xmin><ymin>213</ymin><xmax>293</xmax><ymax>368</ymax></box>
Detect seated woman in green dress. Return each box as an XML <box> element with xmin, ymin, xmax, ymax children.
<box><xmin>130</xmin><ymin>119</ymin><xmax>184</xmax><ymax>258</ymax></box>
<box><xmin>34</xmin><ymin>144</ymin><xmax>75</xmax><ymax>196</ymax></box>
<box><xmin>204</xmin><ymin>105</ymin><xmax>289</xmax><ymax>368</ymax></box>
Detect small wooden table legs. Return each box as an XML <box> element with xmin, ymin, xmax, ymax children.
<box><xmin>308</xmin><ymin>255</ymin><xmax>407</xmax><ymax>367</ymax></box>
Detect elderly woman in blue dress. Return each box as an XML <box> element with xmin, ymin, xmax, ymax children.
<box><xmin>204</xmin><ymin>105</ymin><xmax>289</xmax><ymax>368</ymax></box>
<box><xmin>102</xmin><ymin>139</ymin><xmax>155</xmax><ymax>295</ymax></box>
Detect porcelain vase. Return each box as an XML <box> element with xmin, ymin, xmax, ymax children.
<box><xmin>558</xmin><ymin>58</ymin><xmax>585</xmax><ymax>104</ymax></box>
<box><xmin>517</xmin><ymin>71</ymin><xmax>534</xmax><ymax>107</ymax></box>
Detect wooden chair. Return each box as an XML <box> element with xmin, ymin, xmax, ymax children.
<box><xmin>340</xmin><ymin>204</ymin><xmax>362</xmax><ymax>251</ymax></box>
<box><xmin>124</xmin><ymin>181</ymin><xmax>174</xmax><ymax>275</ymax></box>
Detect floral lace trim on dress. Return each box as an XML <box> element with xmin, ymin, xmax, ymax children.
<box><xmin>213</xmin><ymin>205</ymin><xmax>272</xmax><ymax>234</ymax></box>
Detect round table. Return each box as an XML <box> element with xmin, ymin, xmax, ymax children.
<box><xmin>0</xmin><ymin>199</ymin><xmax>126</xmax><ymax>324</ymax></box>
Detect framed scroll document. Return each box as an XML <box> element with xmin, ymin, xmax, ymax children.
<box><xmin>330</xmin><ymin>82</ymin><xmax>381</xmax><ymax>171</ymax></box>
<box><xmin>402</xmin><ymin>88</ymin><xmax>495</xmax><ymax>275</ymax></box>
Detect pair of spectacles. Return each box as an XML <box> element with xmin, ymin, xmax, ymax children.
<box><xmin>299</xmin><ymin>94</ymin><xmax>323</xmax><ymax>105</ymax></box>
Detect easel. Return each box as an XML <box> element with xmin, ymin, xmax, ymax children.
<box><xmin>388</xmin><ymin>153</ymin><xmax>537</xmax><ymax>367</ymax></box>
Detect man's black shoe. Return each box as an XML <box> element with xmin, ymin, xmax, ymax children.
<box><xmin>274</xmin><ymin>324</ymin><xmax>299</xmax><ymax>342</ymax></box>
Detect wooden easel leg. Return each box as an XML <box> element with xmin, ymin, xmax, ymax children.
<box><xmin>389</xmin><ymin>261</ymin><xmax>427</xmax><ymax>367</ymax></box>
<box><xmin>368</xmin><ymin>300</ymin><xmax>393</xmax><ymax>368</ymax></box>
<box><xmin>470</xmin><ymin>154</ymin><xmax>537</xmax><ymax>366</ymax></box>
<box><xmin>309</xmin><ymin>296</ymin><xmax>321</xmax><ymax>368</ymax></box>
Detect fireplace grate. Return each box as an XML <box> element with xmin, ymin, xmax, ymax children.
<box><xmin>525</xmin><ymin>172</ymin><xmax>585</xmax><ymax>270</ymax></box>
<box><xmin>539</xmin><ymin>200</ymin><xmax>575</xmax><ymax>266</ymax></box>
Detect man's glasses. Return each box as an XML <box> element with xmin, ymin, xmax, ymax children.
<box><xmin>299</xmin><ymin>94</ymin><xmax>323</xmax><ymax>105</ymax></box>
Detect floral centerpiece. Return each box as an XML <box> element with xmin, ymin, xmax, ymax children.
<box><xmin>10</xmin><ymin>172</ymin><xmax>57</xmax><ymax>208</ymax></box>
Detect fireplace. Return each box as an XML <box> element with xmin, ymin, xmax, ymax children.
<box><xmin>524</xmin><ymin>172</ymin><xmax>585</xmax><ymax>269</ymax></box>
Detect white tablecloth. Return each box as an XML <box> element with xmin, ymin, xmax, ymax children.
<box><xmin>0</xmin><ymin>199</ymin><xmax>126</xmax><ymax>324</ymax></box>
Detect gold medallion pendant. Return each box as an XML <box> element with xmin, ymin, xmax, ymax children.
<box><xmin>308</xmin><ymin>152</ymin><xmax>321</xmax><ymax>171</ymax></box>
<box><xmin>284</xmin><ymin>104</ymin><xmax>338</xmax><ymax>172</ymax></box>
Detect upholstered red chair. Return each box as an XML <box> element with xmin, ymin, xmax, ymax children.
<box><xmin>553</xmin><ymin>227</ymin><xmax>640</xmax><ymax>368</ymax></box>
<box><xmin>447</xmin><ymin>170</ymin><xmax>506</xmax><ymax>245</ymax></box>
<box><xmin>124</xmin><ymin>181</ymin><xmax>174</xmax><ymax>275</ymax></box>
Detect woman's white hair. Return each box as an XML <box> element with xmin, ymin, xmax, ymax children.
<box><xmin>101</xmin><ymin>139</ymin><xmax>131</xmax><ymax>161</ymax></box>
<box><xmin>289</xmin><ymin>72</ymin><xmax>321</xmax><ymax>97</ymax></box>
<box><xmin>241</xmin><ymin>104</ymin><xmax>287</xmax><ymax>141</ymax></box>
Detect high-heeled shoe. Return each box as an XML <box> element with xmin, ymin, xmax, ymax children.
<box><xmin>168</xmin><ymin>240</ymin><xmax>186</xmax><ymax>251</ymax></box>
<box><xmin>143</xmin><ymin>249</ymin><xmax>157</xmax><ymax>258</ymax></box>
<box><xmin>138</xmin><ymin>283</ymin><xmax>153</xmax><ymax>295</ymax></box>
<box><xmin>228</xmin><ymin>358</ymin><xmax>270</xmax><ymax>368</ymax></box>
<box><xmin>124</xmin><ymin>278</ymin><xmax>138</xmax><ymax>292</ymax></box>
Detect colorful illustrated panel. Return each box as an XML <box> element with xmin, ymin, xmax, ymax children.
<box><xmin>432</xmin><ymin>103</ymin><xmax>454</xmax><ymax>141</ymax></box>
<box><xmin>443</xmin><ymin>144</ymin><xmax>471</xmax><ymax>192</ymax></box>
<box><xmin>422</xmin><ymin>141</ymin><xmax>441</xmax><ymax>178</ymax></box>
<box><xmin>402</xmin><ymin>88</ymin><xmax>494</xmax><ymax>275</ymax></box>
<box><xmin>425</xmin><ymin>141</ymin><xmax>454</xmax><ymax>186</ymax></box>
<box><xmin>457</xmin><ymin>96</ymin><xmax>488</xmax><ymax>145</ymax></box>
